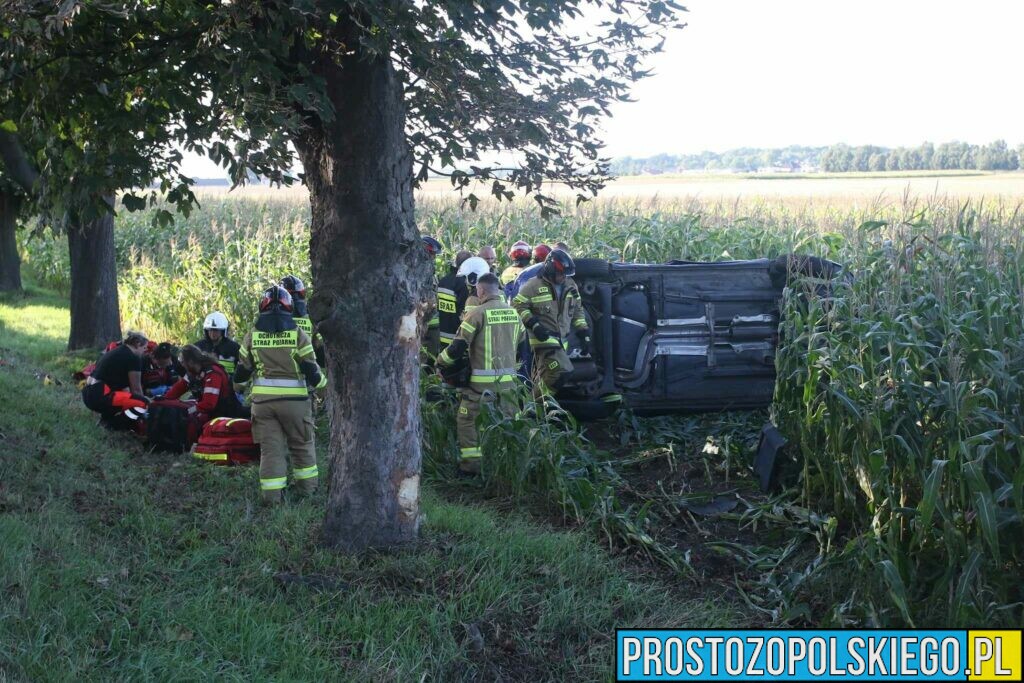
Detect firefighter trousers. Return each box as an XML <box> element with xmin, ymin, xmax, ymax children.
<box><xmin>530</xmin><ymin>347</ymin><xmax>573</xmax><ymax>399</ymax></box>
<box><xmin>251</xmin><ymin>399</ymin><xmax>318</xmax><ymax>503</ymax></box>
<box><xmin>456</xmin><ymin>386</ymin><xmax>515</xmax><ymax>473</ymax></box>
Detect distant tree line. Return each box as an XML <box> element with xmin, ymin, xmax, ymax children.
<box><xmin>611</xmin><ymin>141</ymin><xmax>1024</xmax><ymax>175</ymax></box>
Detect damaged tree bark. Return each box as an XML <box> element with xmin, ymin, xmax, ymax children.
<box><xmin>297</xmin><ymin>29</ymin><xmax>432</xmax><ymax>551</ymax></box>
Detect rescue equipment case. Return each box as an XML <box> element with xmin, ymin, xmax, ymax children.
<box><xmin>192</xmin><ymin>417</ymin><xmax>260</xmax><ymax>466</ymax></box>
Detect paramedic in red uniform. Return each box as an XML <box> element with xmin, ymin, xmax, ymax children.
<box><xmin>161</xmin><ymin>345</ymin><xmax>248</xmax><ymax>423</ymax></box>
<box><xmin>81</xmin><ymin>331</ymin><xmax>151</xmax><ymax>426</ymax></box>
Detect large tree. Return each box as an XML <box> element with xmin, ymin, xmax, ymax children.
<box><xmin>2</xmin><ymin>0</ymin><xmax>685</xmax><ymax>548</ymax></box>
<box><xmin>0</xmin><ymin>137</ymin><xmax>30</xmax><ymax>293</ymax></box>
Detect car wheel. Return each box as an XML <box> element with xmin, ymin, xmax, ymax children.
<box><xmin>573</xmin><ymin>258</ymin><xmax>612</xmax><ymax>279</ymax></box>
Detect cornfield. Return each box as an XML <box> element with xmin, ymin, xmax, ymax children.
<box><xmin>18</xmin><ymin>191</ymin><xmax>1024</xmax><ymax>626</ymax></box>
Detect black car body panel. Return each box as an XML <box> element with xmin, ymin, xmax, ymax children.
<box><xmin>556</xmin><ymin>256</ymin><xmax>840</xmax><ymax>417</ymax></box>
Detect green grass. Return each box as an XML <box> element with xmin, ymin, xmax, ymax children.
<box><xmin>0</xmin><ymin>287</ymin><xmax>746</xmax><ymax>680</ymax></box>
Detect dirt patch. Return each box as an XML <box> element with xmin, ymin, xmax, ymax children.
<box><xmin>442</xmin><ymin>605</ymin><xmax>568</xmax><ymax>683</ymax></box>
<box><xmin>613</xmin><ymin>448</ymin><xmax>763</xmax><ymax>579</ymax></box>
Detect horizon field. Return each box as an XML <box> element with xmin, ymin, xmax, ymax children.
<box><xmin>190</xmin><ymin>170</ymin><xmax>1024</xmax><ymax>205</ymax></box>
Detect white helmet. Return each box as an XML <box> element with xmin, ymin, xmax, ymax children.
<box><xmin>203</xmin><ymin>311</ymin><xmax>230</xmax><ymax>332</ymax></box>
<box><xmin>456</xmin><ymin>256</ymin><xmax>490</xmax><ymax>286</ymax></box>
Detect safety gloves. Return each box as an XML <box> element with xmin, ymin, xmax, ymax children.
<box><xmin>525</xmin><ymin>316</ymin><xmax>554</xmax><ymax>342</ymax></box>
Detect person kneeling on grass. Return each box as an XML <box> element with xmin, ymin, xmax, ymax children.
<box><xmin>81</xmin><ymin>331</ymin><xmax>151</xmax><ymax>428</ymax></box>
<box><xmin>157</xmin><ymin>345</ymin><xmax>249</xmax><ymax>424</ymax></box>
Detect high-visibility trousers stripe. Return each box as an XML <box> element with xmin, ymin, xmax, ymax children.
<box><xmin>293</xmin><ymin>465</ymin><xmax>318</xmax><ymax>480</ymax></box>
<box><xmin>459</xmin><ymin>447</ymin><xmax>482</xmax><ymax>461</ymax></box>
<box><xmin>194</xmin><ymin>452</ymin><xmax>228</xmax><ymax>462</ymax></box>
<box><xmin>261</xmin><ymin>477</ymin><xmax>288</xmax><ymax>490</ymax></box>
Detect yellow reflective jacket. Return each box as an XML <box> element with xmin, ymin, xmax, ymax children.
<box><xmin>499</xmin><ymin>264</ymin><xmax>527</xmax><ymax>286</ymax></box>
<box><xmin>438</xmin><ymin>294</ymin><xmax>524</xmax><ymax>391</ymax></box>
<box><xmin>511</xmin><ymin>275</ymin><xmax>588</xmax><ymax>349</ymax></box>
<box><xmin>236</xmin><ymin>328</ymin><xmax>327</xmax><ymax>402</ymax></box>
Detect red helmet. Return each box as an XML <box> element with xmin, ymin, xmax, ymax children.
<box><xmin>280</xmin><ymin>274</ymin><xmax>306</xmax><ymax>299</ymax></box>
<box><xmin>508</xmin><ymin>240</ymin><xmax>532</xmax><ymax>261</ymax></box>
<box><xmin>532</xmin><ymin>243</ymin><xmax>552</xmax><ymax>263</ymax></box>
<box><xmin>543</xmin><ymin>249</ymin><xmax>576</xmax><ymax>279</ymax></box>
<box><xmin>259</xmin><ymin>285</ymin><xmax>293</xmax><ymax>313</ymax></box>
<box><xmin>422</xmin><ymin>235</ymin><xmax>443</xmax><ymax>257</ymax></box>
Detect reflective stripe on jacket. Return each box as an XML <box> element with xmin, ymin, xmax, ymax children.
<box><xmin>436</xmin><ymin>270</ymin><xmax>470</xmax><ymax>348</ymax></box>
<box><xmin>511</xmin><ymin>275</ymin><xmax>587</xmax><ymax>349</ymax></box>
<box><xmin>437</xmin><ymin>294</ymin><xmax>524</xmax><ymax>391</ymax></box>
<box><xmin>237</xmin><ymin>328</ymin><xmax>326</xmax><ymax>402</ymax></box>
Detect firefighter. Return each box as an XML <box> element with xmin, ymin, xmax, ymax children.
<box><xmin>532</xmin><ymin>243</ymin><xmax>552</xmax><ymax>265</ymax></box>
<box><xmin>458</xmin><ymin>256</ymin><xmax>492</xmax><ymax>320</ymax></box>
<box><xmin>512</xmin><ymin>249</ymin><xmax>592</xmax><ymax>397</ymax></box>
<box><xmin>81</xmin><ymin>331</ymin><xmax>151</xmax><ymax>426</ymax></box>
<box><xmin>421</xmin><ymin>236</ymin><xmax>444</xmax><ymax>364</ymax></box>
<box><xmin>436</xmin><ymin>272</ymin><xmax>524</xmax><ymax>474</ymax></box>
<box><xmin>195</xmin><ymin>311</ymin><xmax>241</xmax><ymax>377</ymax></box>
<box><xmin>233</xmin><ymin>286</ymin><xmax>327</xmax><ymax>504</ymax></box>
<box><xmin>500</xmin><ymin>241</ymin><xmax>532</xmax><ymax>286</ymax></box>
<box><xmin>280</xmin><ymin>274</ymin><xmax>325</xmax><ymax>366</ymax></box>
<box><xmin>161</xmin><ymin>344</ymin><xmax>247</xmax><ymax>423</ymax></box>
<box><xmin>435</xmin><ymin>250</ymin><xmax>473</xmax><ymax>355</ymax></box>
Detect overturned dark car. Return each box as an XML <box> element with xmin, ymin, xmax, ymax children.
<box><xmin>553</xmin><ymin>255</ymin><xmax>842</xmax><ymax>419</ymax></box>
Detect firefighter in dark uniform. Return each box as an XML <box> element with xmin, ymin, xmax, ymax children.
<box><xmin>233</xmin><ymin>286</ymin><xmax>327</xmax><ymax>504</ymax></box>
<box><xmin>421</xmin><ymin>236</ymin><xmax>444</xmax><ymax>365</ymax></box>
<box><xmin>435</xmin><ymin>250</ymin><xmax>473</xmax><ymax>355</ymax></box>
<box><xmin>195</xmin><ymin>311</ymin><xmax>241</xmax><ymax>377</ymax></box>
<box><xmin>436</xmin><ymin>273</ymin><xmax>524</xmax><ymax>474</ymax></box>
<box><xmin>512</xmin><ymin>249</ymin><xmax>591</xmax><ymax>397</ymax></box>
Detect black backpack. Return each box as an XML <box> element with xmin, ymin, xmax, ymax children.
<box><xmin>146</xmin><ymin>400</ymin><xmax>197</xmax><ymax>453</ymax></box>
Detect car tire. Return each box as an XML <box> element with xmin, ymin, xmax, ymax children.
<box><xmin>573</xmin><ymin>258</ymin><xmax>612</xmax><ymax>279</ymax></box>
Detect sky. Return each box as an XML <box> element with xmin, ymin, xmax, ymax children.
<box><xmin>182</xmin><ymin>0</ymin><xmax>1024</xmax><ymax>176</ymax></box>
<box><xmin>602</xmin><ymin>0</ymin><xmax>1024</xmax><ymax>157</ymax></box>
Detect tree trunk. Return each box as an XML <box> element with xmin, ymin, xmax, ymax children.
<box><xmin>297</xmin><ymin>30</ymin><xmax>431</xmax><ymax>551</ymax></box>
<box><xmin>0</xmin><ymin>190</ymin><xmax>23</xmax><ymax>293</ymax></box>
<box><xmin>67</xmin><ymin>197</ymin><xmax>121</xmax><ymax>349</ymax></box>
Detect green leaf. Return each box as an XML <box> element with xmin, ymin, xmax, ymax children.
<box><xmin>951</xmin><ymin>549</ymin><xmax>983</xmax><ymax>623</ymax></box>
<box><xmin>912</xmin><ymin>459</ymin><xmax>946</xmax><ymax>548</ymax></box>
<box><xmin>972</xmin><ymin>491</ymin><xmax>1001</xmax><ymax>564</ymax></box>
<box><xmin>858</xmin><ymin>220</ymin><xmax>888</xmax><ymax>233</ymax></box>
<box><xmin>879</xmin><ymin>559</ymin><xmax>915</xmax><ymax>626</ymax></box>
<box><xmin>0</xmin><ymin>120</ymin><xmax>17</xmax><ymax>133</ymax></box>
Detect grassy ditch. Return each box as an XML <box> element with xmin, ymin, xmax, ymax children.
<box><xmin>0</xmin><ymin>288</ymin><xmax>746</xmax><ymax>681</ymax></box>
